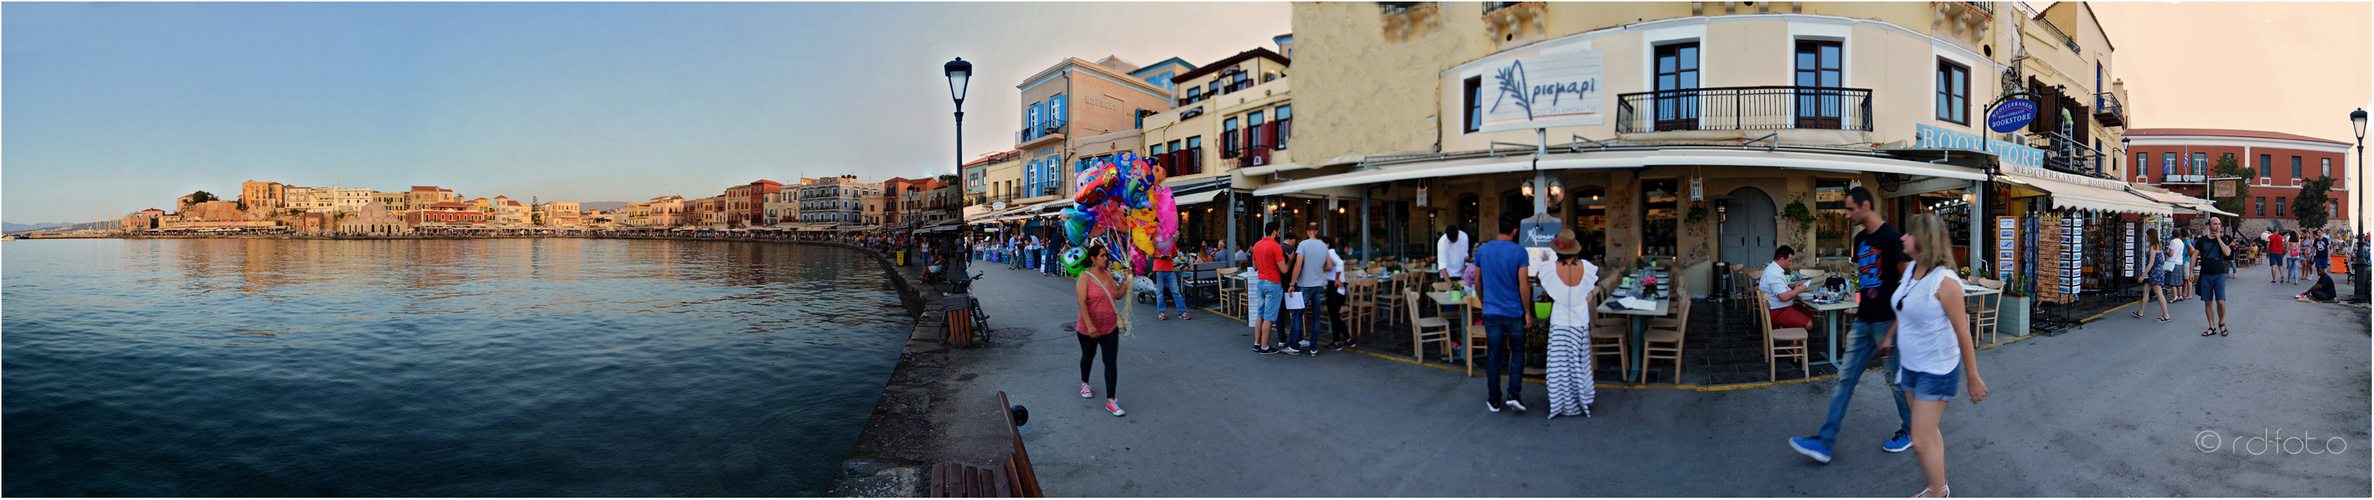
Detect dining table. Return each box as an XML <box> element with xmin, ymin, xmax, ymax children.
<box><xmin>1795</xmin><ymin>283</ymin><xmax>2003</xmax><ymax>369</ymax></box>
<box><xmin>1795</xmin><ymin>294</ymin><xmax>1859</xmax><ymax>370</ymax></box>
<box><xmin>1594</xmin><ymin>289</ymin><xmax>1671</xmax><ymax>383</ymax></box>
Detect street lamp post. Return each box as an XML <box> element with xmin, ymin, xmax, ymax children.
<box><xmin>946</xmin><ymin>58</ymin><xmax>973</xmax><ymax>177</ymax></box>
<box><xmin>2350</xmin><ymin>108</ymin><xmax>2367</xmax><ymax>303</ymax></box>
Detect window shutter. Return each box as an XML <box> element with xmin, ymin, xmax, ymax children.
<box><xmin>1050</xmin><ymin>95</ymin><xmax>1066</xmax><ymax>128</ymax></box>
<box><xmin>1027</xmin><ymin>103</ymin><xmax>1043</xmax><ymax>135</ymax></box>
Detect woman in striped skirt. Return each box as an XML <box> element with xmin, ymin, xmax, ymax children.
<box><xmin>1534</xmin><ymin>229</ymin><xmax>1600</xmax><ymax>419</ymax></box>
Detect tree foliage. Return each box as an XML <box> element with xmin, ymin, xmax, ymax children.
<box><xmin>2208</xmin><ymin>155</ymin><xmax>2252</xmax><ymax>227</ymax></box>
<box><xmin>2293</xmin><ymin>175</ymin><xmax>2336</xmax><ymax>230</ymax></box>
<box><xmin>187</xmin><ymin>190</ymin><xmax>219</xmax><ymax>205</ymax></box>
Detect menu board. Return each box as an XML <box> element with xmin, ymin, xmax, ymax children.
<box><xmin>1995</xmin><ymin>216</ymin><xmax>2020</xmax><ymax>285</ymax></box>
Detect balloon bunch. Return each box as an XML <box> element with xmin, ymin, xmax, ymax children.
<box><xmin>1059</xmin><ymin>153</ymin><xmax>1179</xmax><ymax>277</ymax></box>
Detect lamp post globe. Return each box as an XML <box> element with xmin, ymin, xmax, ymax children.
<box><xmin>946</xmin><ymin>58</ymin><xmax>973</xmax><ymax>179</ymax></box>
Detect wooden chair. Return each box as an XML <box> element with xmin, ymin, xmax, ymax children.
<box><xmin>1969</xmin><ymin>277</ymin><xmax>2003</xmax><ymax>343</ymax></box>
<box><xmin>1586</xmin><ymin>286</ymin><xmax>1628</xmax><ymax>380</ymax></box>
<box><xmin>1375</xmin><ymin>273</ymin><xmax>1411</xmax><ymax>323</ymax></box>
<box><xmin>1216</xmin><ymin>267</ymin><xmax>1243</xmax><ymax>318</ymax></box>
<box><xmin>1728</xmin><ymin>263</ymin><xmax>1750</xmax><ymax>303</ymax></box>
<box><xmin>1648</xmin><ymin>274</ymin><xmax>1688</xmax><ymax>330</ymax></box>
<box><xmin>1641</xmin><ymin>281</ymin><xmax>1693</xmax><ymax>384</ymax></box>
<box><xmin>1755</xmin><ymin>289</ymin><xmax>1810</xmax><ymax>381</ymax></box>
<box><xmin>1345</xmin><ymin>278</ymin><xmax>1380</xmax><ymax>340</ymax></box>
<box><xmin>1404</xmin><ymin>292</ymin><xmax>1453</xmax><ymax>362</ymax></box>
<box><xmin>1461</xmin><ymin>296</ymin><xmax>1491</xmax><ymax>376</ymax></box>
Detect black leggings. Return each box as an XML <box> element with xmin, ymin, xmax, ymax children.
<box><xmin>1078</xmin><ymin>331</ymin><xmax>1118</xmax><ymax>399</ymax></box>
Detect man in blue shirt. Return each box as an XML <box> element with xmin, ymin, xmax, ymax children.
<box><xmin>1475</xmin><ymin>211</ymin><xmax>1535</xmax><ymax>413</ymax></box>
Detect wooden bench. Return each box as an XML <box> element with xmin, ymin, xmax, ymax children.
<box><xmin>927</xmin><ymin>391</ymin><xmax>1042</xmax><ymax>497</ymax></box>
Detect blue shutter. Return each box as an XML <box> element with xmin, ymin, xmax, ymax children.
<box><xmin>1050</xmin><ymin>95</ymin><xmax>1066</xmax><ymax>128</ymax></box>
<box><xmin>1027</xmin><ymin>103</ymin><xmax>1042</xmax><ymax>135</ymax></box>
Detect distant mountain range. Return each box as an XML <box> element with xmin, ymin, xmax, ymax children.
<box><xmin>4</xmin><ymin>222</ymin><xmax>86</xmax><ymax>233</ymax></box>
<box><xmin>579</xmin><ymin>202</ymin><xmax>632</xmax><ymax>212</ymax></box>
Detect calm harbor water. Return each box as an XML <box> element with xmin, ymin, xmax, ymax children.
<box><xmin>2</xmin><ymin>238</ymin><xmax>913</xmax><ymax>496</ymax></box>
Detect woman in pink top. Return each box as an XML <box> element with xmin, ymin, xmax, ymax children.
<box><xmin>1074</xmin><ymin>241</ymin><xmax>1126</xmax><ymax>417</ymax></box>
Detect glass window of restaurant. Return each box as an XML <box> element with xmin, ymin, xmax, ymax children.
<box><xmin>1570</xmin><ymin>187</ymin><xmax>1608</xmax><ymax>261</ymax></box>
<box><xmin>1642</xmin><ymin>179</ymin><xmax>1679</xmax><ymax>258</ymax></box>
<box><xmin>1814</xmin><ymin>178</ymin><xmax>1854</xmax><ymax>258</ymax></box>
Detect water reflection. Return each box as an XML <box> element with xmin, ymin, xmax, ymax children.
<box><xmin>3</xmin><ymin>238</ymin><xmax>912</xmax><ymax>496</ymax></box>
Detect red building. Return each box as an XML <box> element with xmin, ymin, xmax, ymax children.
<box><xmin>405</xmin><ymin>201</ymin><xmax>488</xmax><ymax>228</ymax></box>
<box><xmin>723</xmin><ymin>180</ymin><xmax>782</xmax><ymax>227</ymax></box>
<box><xmin>2126</xmin><ymin>128</ymin><xmax>2351</xmax><ymax>233</ymax></box>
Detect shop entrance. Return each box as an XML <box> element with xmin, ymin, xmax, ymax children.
<box><xmin>1719</xmin><ymin>187</ymin><xmax>1779</xmax><ymax>266</ymax></box>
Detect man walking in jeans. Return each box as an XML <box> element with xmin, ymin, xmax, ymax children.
<box><xmin>1789</xmin><ymin>186</ymin><xmax>1913</xmax><ymax>463</ymax></box>
<box><xmin>1475</xmin><ymin>212</ymin><xmax>1534</xmax><ymax>413</ymax></box>
<box><xmin>1286</xmin><ymin>222</ymin><xmax>1334</xmax><ymax>356</ymax></box>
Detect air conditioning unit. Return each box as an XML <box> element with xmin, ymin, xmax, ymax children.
<box><xmin>1243</xmin><ymin>147</ymin><xmax>1272</xmax><ymax>167</ymax></box>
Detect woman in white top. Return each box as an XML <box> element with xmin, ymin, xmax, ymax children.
<box><xmin>1888</xmin><ymin>213</ymin><xmax>1989</xmax><ymax>498</ymax></box>
<box><xmin>1533</xmin><ymin>229</ymin><xmax>1601</xmax><ymax>419</ymax></box>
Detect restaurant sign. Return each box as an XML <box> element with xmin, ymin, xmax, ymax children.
<box><xmin>1475</xmin><ymin>49</ymin><xmax>1606</xmax><ymax>132</ymax></box>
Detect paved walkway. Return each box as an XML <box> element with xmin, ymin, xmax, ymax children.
<box><xmin>949</xmin><ymin>261</ymin><xmax>2370</xmax><ymax>496</ymax></box>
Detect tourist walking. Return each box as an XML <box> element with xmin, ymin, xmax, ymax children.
<box><xmin>2288</xmin><ymin>231</ymin><xmax>2306</xmax><ymax>284</ymax></box>
<box><xmin>1073</xmin><ymin>240</ymin><xmax>1126</xmax><ymax>417</ymax></box>
<box><xmin>1323</xmin><ymin>237</ymin><xmax>1355</xmax><ymax>350</ymax></box>
<box><xmin>1891</xmin><ymin>213</ymin><xmax>1989</xmax><ymax>498</ymax></box>
<box><xmin>2133</xmin><ymin>229</ymin><xmax>2172</xmax><ymax>322</ymax></box>
<box><xmin>1760</xmin><ymin>245</ymin><xmax>1816</xmax><ymax>330</ymax></box>
<box><xmin>1788</xmin><ymin>186</ymin><xmax>1913</xmax><ymax>464</ymax></box>
<box><xmin>1279</xmin><ymin>231</ymin><xmax>1311</xmax><ymax>355</ymax></box>
<box><xmin>2167</xmin><ymin>229</ymin><xmax>2191</xmax><ymax>301</ymax></box>
<box><xmin>2268</xmin><ymin>230</ymin><xmax>2288</xmax><ymax>283</ymax></box>
<box><xmin>1250</xmin><ymin>222</ymin><xmax>1288</xmax><ymax>355</ymax></box>
<box><xmin>1535</xmin><ymin>229</ymin><xmax>1599</xmax><ymax>419</ymax></box>
<box><xmin>1288</xmin><ymin>222</ymin><xmax>1334</xmax><ymax>355</ymax></box>
<box><xmin>2192</xmin><ymin>217</ymin><xmax>2236</xmax><ymax>336</ymax></box>
<box><xmin>1475</xmin><ymin>212</ymin><xmax>1533</xmax><ymax>413</ymax></box>
<box><xmin>1153</xmin><ymin>243</ymin><xmax>1189</xmax><ymax>321</ymax></box>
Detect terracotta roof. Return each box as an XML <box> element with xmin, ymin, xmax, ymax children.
<box><xmin>2124</xmin><ymin>128</ymin><xmax>2352</xmax><ymax>146</ymax></box>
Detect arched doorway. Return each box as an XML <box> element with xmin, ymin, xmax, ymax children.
<box><xmin>1719</xmin><ymin>186</ymin><xmax>1778</xmax><ymax>267</ymax></box>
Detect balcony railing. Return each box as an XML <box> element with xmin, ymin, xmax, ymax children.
<box><xmin>1615</xmin><ymin>86</ymin><xmax>1873</xmax><ymax>134</ymax></box>
<box><xmin>2034</xmin><ymin>131</ymin><xmax>2111</xmax><ymax>179</ymax></box>
<box><xmin>1015</xmin><ymin>119</ymin><xmax>1068</xmax><ymax>146</ymax></box>
<box><xmin>2093</xmin><ymin>92</ymin><xmax>2126</xmax><ymax>127</ymax></box>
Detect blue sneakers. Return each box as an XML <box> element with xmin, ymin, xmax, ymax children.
<box><xmin>1788</xmin><ymin>437</ymin><xmax>1832</xmax><ymax>464</ymax></box>
<box><xmin>1883</xmin><ymin>429</ymin><xmax>1914</xmax><ymax>453</ymax></box>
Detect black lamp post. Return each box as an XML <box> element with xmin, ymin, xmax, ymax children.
<box><xmin>946</xmin><ymin>58</ymin><xmax>973</xmax><ymax>177</ymax></box>
<box><xmin>2350</xmin><ymin>108</ymin><xmax>2367</xmax><ymax>303</ymax></box>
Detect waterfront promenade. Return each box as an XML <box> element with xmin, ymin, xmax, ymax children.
<box><xmin>952</xmin><ymin>262</ymin><xmax>2370</xmax><ymax>497</ymax></box>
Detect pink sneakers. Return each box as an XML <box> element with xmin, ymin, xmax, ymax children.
<box><xmin>1080</xmin><ymin>383</ymin><xmax>1093</xmax><ymax>398</ymax></box>
<box><xmin>1105</xmin><ymin>400</ymin><xmax>1126</xmax><ymax>417</ymax></box>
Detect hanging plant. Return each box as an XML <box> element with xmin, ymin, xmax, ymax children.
<box><xmin>1683</xmin><ymin>204</ymin><xmax>1709</xmax><ymax>224</ymax></box>
<box><xmin>1782</xmin><ymin>199</ymin><xmax>1816</xmax><ymax>232</ymax></box>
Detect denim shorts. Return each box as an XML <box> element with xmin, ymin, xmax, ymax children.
<box><xmin>1897</xmin><ymin>365</ymin><xmax>1961</xmax><ymax>402</ymax></box>
<box><xmin>1253</xmin><ymin>280</ymin><xmax>1285</xmax><ymax>322</ymax></box>
<box><xmin>2198</xmin><ymin>273</ymin><xmax>2228</xmax><ymax>302</ymax></box>
<box><xmin>2269</xmin><ymin>254</ymin><xmax>2285</xmax><ymax>267</ymax></box>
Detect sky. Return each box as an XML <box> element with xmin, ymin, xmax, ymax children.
<box><xmin>1</xmin><ymin>2</ymin><xmax>1292</xmax><ymax>223</ymax></box>
<box><xmin>3</xmin><ymin>2</ymin><xmax>2369</xmax><ymax>225</ymax></box>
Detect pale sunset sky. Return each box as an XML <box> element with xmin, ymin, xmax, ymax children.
<box><xmin>3</xmin><ymin>1</ymin><xmax>2368</xmax><ymax>224</ymax></box>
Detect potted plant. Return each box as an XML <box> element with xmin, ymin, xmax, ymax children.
<box><xmin>1782</xmin><ymin>199</ymin><xmax>1816</xmax><ymax>232</ymax></box>
<box><xmin>1684</xmin><ymin>204</ymin><xmax>1709</xmax><ymax>224</ymax></box>
<box><xmin>1998</xmin><ymin>273</ymin><xmax>2031</xmax><ymax>337</ymax></box>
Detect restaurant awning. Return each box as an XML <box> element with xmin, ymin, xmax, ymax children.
<box><xmin>1173</xmin><ymin>190</ymin><xmax>1221</xmax><ymax>206</ymax></box>
<box><xmin>1998</xmin><ymin>175</ymin><xmax>2174</xmax><ymax>215</ymax></box>
<box><xmin>1251</xmin><ymin>148</ymin><xmax>1989</xmax><ymax>196</ymax></box>
<box><xmin>2126</xmin><ymin>185</ymin><xmax>2236</xmax><ymax>216</ymax></box>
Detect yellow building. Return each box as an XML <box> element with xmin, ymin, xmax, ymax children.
<box><xmin>1278</xmin><ymin>2</ymin><xmax>2157</xmax><ymax>287</ymax></box>
<box><xmin>1138</xmin><ymin>44</ymin><xmax>1295</xmax><ymax>251</ymax></box>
